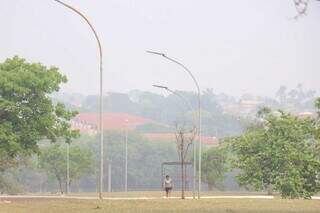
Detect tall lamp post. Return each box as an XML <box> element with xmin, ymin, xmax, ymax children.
<box><xmin>53</xmin><ymin>0</ymin><xmax>104</xmax><ymax>200</ymax></box>
<box><xmin>147</xmin><ymin>51</ymin><xmax>202</xmax><ymax>199</ymax></box>
<box><xmin>124</xmin><ymin>119</ymin><xmax>129</xmax><ymax>192</ymax></box>
<box><xmin>153</xmin><ymin>84</ymin><xmax>196</xmax><ymax>198</ymax></box>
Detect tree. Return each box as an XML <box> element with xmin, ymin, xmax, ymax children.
<box><xmin>202</xmin><ymin>88</ymin><xmax>222</xmax><ymax>114</ymax></box>
<box><xmin>0</xmin><ymin>174</ymin><xmax>23</xmax><ymax>194</ymax></box>
<box><xmin>315</xmin><ymin>98</ymin><xmax>320</xmax><ymax>114</ymax></box>
<box><xmin>313</xmin><ymin>97</ymin><xmax>320</xmax><ymax>143</ymax></box>
<box><xmin>276</xmin><ymin>86</ymin><xmax>287</xmax><ymax>105</ymax></box>
<box><xmin>229</xmin><ymin>106</ymin><xmax>320</xmax><ymax>198</ymax></box>
<box><xmin>201</xmin><ymin>146</ymin><xmax>228</xmax><ymax>191</ymax></box>
<box><xmin>39</xmin><ymin>144</ymin><xmax>93</xmax><ymax>194</ymax></box>
<box><xmin>104</xmin><ymin>92</ymin><xmax>137</xmax><ymax>113</ymax></box>
<box><xmin>174</xmin><ymin>124</ymin><xmax>196</xmax><ymax>199</ymax></box>
<box><xmin>0</xmin><ymin>155</ymin><xmax>31</xmax><ymax>194</ymax></box>
<box><xmin>0</xmin><ymin>56</ymin><xmax>78</xmax><ymax>163</ymax></box>
<box><xmin>275</xmin><ymin>85</ymin><xmax>316</xmax><ymax>111</ymax></box>
<box><xmin>293</xmin><ymin>0</ymin><xmax>320</xmax><ymax>19</ymax></box>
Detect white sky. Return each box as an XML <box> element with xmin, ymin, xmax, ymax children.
<box><xmin>1</xmin><ymin>0</ymin><xmax>319</xmax><ymax>97</ymax></box>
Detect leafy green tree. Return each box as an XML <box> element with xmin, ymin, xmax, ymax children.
<box><xmin>0</xmin><ymin>174</ymin><xmax>23</xmax><ymax>194</ymax></box>
<box><xmin>0</xmin><ymin>56</ymin><xmax>78</xmax><ymax>163</ymax></box>
<box><xmin>0</xmin><ymin>155</ymin><xmax>31</xmax><ymax>194</ymax></box>
<box><xmin>39</xmin><ymin>144</ymin><xmax>93</xmax><ymax>193</ymax></box>
<box><xmin>202</xmin><ymin>146</ymin><xmax>228</xmax><ymax>190</ymax></box>
<box><xmin>229</xmin><ymin>106</ymin><xmax>320</xmax><ymax>198</ymax></box>
<box><xmin>315</xmin><ymin>98</ymin><xmax>320</xmax><ymax>115</ymax></box>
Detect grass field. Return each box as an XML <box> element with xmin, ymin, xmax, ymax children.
<box><xmin>1</xmin><ymin>197</ymin><xmax>320</xmax><ymax>213</ymax></box>
<box><xmin>39</xmin><ymin>191</ymin><xmax>270</xmax><ymax>198</ymax></box>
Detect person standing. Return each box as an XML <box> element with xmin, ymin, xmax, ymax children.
<box><xmin>163</xmin><ymin>175</ymin><xmax>173</xmax><ymax>198</ymax></box>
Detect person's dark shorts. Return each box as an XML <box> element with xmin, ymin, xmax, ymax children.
<box><xmin>165</xmin><ymin>187</ymin><xmax>172</xmax><ymax>192</ymax></box>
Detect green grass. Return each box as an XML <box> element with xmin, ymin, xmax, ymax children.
<box><xmin>1</xmin><ymin>198</ymin><xmax>320</xmax><ymax>213</ymax></box>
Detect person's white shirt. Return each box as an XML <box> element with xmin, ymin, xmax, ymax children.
<box><xmin>163</xmin><ymin>177</ymin><xmax>172</xmax><ymax>188</ymax></box>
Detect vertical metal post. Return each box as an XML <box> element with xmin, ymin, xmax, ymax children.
<box><xmin>39</xmin><ymin>175</ymin><xmax>42</xmax><ymax>194</ymax></box>
<box><xmin>108</xmin><ymin>161</ymin><xmax>112</xmax><ymax>193</ymax></box>
<box><xmin>161</xmin><ymin>163</ymin><xmax>164</xmax><ymax>190</ymax></box>
<box><xmin>198</xmin><ymin>96</ymin><xmax>202</xmax><ymax>199</ymax></box>
<box><xmin>99</xmin><ymin>52</ymin><xmax>104</xmax><ymax>200</ymax></box>
<box><xmin>193</xmin><ymin>134</ymin><xmax>196</xmax><ymax>199</ymax></box>
<box><xmin>125</xmin><ymin>121</ymin><xmax>128</xmax><ymax>192</ymax></box>
<box><xmin>181</xmin><ymin>140</ymin><xmax>185</xmax><ymax>199</ymax></box>
<box><xmin>66</xmin><ymin>143</ymin><xmax>70</xmax><ymax>194</ymax></box>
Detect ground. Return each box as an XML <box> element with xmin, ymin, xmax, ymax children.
<box><xmin>1</xmin><ymin>192</ymin><xmax>320</xmax><ymax>213</ymax></box>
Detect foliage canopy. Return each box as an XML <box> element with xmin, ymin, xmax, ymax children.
<box><xmin>0</xmin><ymin>56</ymin><xmax>78</xmax><ymax>163</ymax></box>
<box><xmin>229</xmin><ymin>101</ymin><xmax>320</xmax><ymax>198</ymax></box>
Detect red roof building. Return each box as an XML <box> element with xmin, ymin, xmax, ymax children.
<box><xmin>72</xmin><ymin>113</ymin><xmax>218</xmax><ymax>146</ymax></box>
<box><xmin>72</xmin><ymin>112</ymin><xmax>147</xmax><ymax>133</ymax></box>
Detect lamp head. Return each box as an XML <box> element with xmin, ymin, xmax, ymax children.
<box><xmin>146</xmin><ymin>50</ymin><xmax>166</xmax><ymax>57</ymax></box>
<box><xmin>152</xmin><ymin>84</ymin><xmax>168</xmax><ymax>90</ymax></box>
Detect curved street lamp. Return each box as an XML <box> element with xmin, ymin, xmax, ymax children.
<box><xmin>148</xmin><ymin>51</ymin><xmax>202</xmax><ymax>199</ymax></box>
<box><xmin>53</xmin><ymin>0</ymin><xmax>104</xmax><ymax>200</ymax></box>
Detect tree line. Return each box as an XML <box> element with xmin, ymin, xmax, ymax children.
<box><xmin>1</xmin><ymin>56</ymin><xmax>320</xmax><ymax>199</ymax></box>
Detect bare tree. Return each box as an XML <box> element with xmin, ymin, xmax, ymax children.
<box><xmin>293</xmin><ymin>0</ymin><xmax>320</xmax><ymax>19</ymax></box>
<box><xmin>174</xmin><ymin>124</ymin><xmax>197</xmax><ymax>199</ymax></box>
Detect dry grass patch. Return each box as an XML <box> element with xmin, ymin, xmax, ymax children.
<box><xmin>1</xmin><ymin>198</ymin><xmax>320</xmax><ymax>213</ymax></box>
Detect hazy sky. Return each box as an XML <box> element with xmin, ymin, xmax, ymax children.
<box><xmin>1</xmin><ymin>0</ymin><xmax>319</xmax><ymax>97</ymax></box>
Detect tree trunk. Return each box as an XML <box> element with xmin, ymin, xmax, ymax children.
<box><xmin>181</xmin><ymin>142</ymin><xmax>185</xmax><ymax>199</ymax></box>
<box><xmin>69</xmin><ymin>180</ymin><xmax>72</xmax><ymax>194</ymax></box>
<box><xmin>184</xmin><ymin>164</ymin><xmax>187</xmax><ymax>191</ymax></box>
<box><xmin>267</xmin><ymin>184</ymin><xmax>273</xmax><ymax>195</ymax></box>
<box><xmin>57</xmin><ymin>176</ymin><xmax>63</xmax><ymax>194</ymax></box>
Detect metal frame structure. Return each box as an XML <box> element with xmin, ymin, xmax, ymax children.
<box><xmin>161</xmin><ymin>161</ymin><xmax>194</xmax><ymax>194</ymax></box>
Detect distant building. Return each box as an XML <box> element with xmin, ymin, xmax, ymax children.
<box><xmin>70</xmin><ymin>119</ymin><xmax>97</xmax><ymax>136</ymax></box>
<box><xmin>71</xmin><ymin>112</ymin><xmax>147</xmax><ymax>135</ymax></box>
<box><xmin>72</xmin><ymin>113</ymin><xmax>219</xmax><ymax>146</ymax></box>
